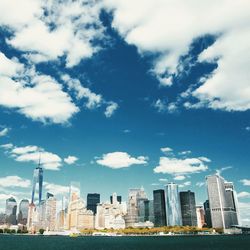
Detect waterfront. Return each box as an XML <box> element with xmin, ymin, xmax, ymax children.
<box><xmin>0</xmin><ymin>235</ymin><xmax>250</xmax><ymax>250</ymax></box>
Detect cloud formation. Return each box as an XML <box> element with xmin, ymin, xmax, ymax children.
<box><xmin>0</xmin><ymin>127</ymin><xmax>10</xmax><ymax>137</ymax></box>
<box><xmin>104</xmin><ymin>0</ymin><xmax>250</xmax><ymax>112</ymax></box>
<box><xmin>0</xmin><ymin>175</ymin><xmax>31</xmax><ymax>188</ymax></box>
<box><xmin>96</xmin><ymin>151</ymin><xmax>148</xmax><ymax>169</ymax></box>
<box><xmin>64</xmin><ymin>155</ymin><xmax>78</xmax><ymax>165</ymax></box>
<box><xmin>1</xmin><ymin>143</ymin><xmax>65</xmax><ymax>170</ymax></box>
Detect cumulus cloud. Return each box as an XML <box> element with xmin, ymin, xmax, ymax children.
<box><xmin>96</xmin><ymin>151</ymin><xmax>148</xmax><ymax>169</ymax></box>
<box><xmin>2</xmin><ymin>143</ymin><xmax>64</xmax><ymax>171</ymax></box>
<box><xmin>104</xmin><ymin>102</ymin><xmax>119</xmax><ymax>118</ymax></box>
<box><xmin>160</xmin><ymin>147</ymin><xmax>173</xmax><ymax>154</ymax></box>
<box><xmin>0</xmin><ymin>127</ymin><xmax>10</xmax><ymax>137</ymax></box>
<box><xmin>179</xmin><ymin>181</ymin><xmax>191</xmax><ymax>188</ymax></box>
<box><xmin>104</xmin><ymin>0</ymin><xmax>250</xmax><ymax>112</ymax></box>
<box><xmin>44</xmin><ymin>182</ymin><xmax>69</xmax><ymax>196</ymax></box>
<box><xmin>0</xmin><ymin>52</ymin><xmax>79</xmax><ymax>124</ymax></box>
<box><xmin>61</xmin><ymin>74</ymin><xmax>103</xmax><ymax>110</ymax></box>
<box><xmin>178</xmin><ymin>150</ymin><xmax>192</xmax><ymax>156</ymax></box>
<box><xmin>174</xmin><ymin>175</ymin><xmax>186</xmax><ymax>181</ymax></box>
<box><xmin>0</xmin><ymin>176</ymin><xmax>31</xmax><ymax>188</ymax></box>
<box><xmin>1</xmin><ymin>0</ymin><xmax>104</xmax><ymax>67</ymax></box>
<box><xmin>154</xmin><ymin>156</ymin><xmax>208</xmax><ymax>175</ymax></box>
<box><xmin>64</xmin><ymin>155</ymin><xmax>78</xmax><ymax>165</ymax></box>
<box><xmin>240</xmin><ymin>179</ymin><xmax>250</xmax><ymax>186</ymax></box>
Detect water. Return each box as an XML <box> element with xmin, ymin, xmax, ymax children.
<box><xmin>0</xmin><ymin>235</ymin><xmax>250</xmax><ymax>250</ymax></box>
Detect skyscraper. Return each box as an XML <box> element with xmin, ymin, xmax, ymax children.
<box><xmin>110</xmin><ymin>194</ymin><xmax>122</xmax><ymax>204</ymax></box>
<box><xmin>5</xmin><ymin>197</ymin><xmax>17</xmax><ymax>225</ymax></box>
<box><xmin>203</xmin><ymin>200</ymin><xmax>212</xmax><ymax>228</ymax></box>
<box><xmin>206</xmin><ymin>174</ymin><xmax>240</xmax><ymax>229</ymax></box>
<box><xmin>87</xmin><ymin>193</ymin><xmax>100</xmax><ymax>214</ymax></box>
<box><xmin>179</xmin><ymin>190</ymin><xmax>197</xmax><ymax>226</ymax></box>
<box><xmin>165</xmin><ymin>183</ymin><xmax>182</xmax><ymax>226</ymax></box>
<box><xmin>70</xmin><ymin>182</ymin><xmax>81</xmax><ymax>201</ymax></box>
<box><xmin>17</xmin><ymin>199</ymin><xmax>29</xmax><ymax>225</ymax></box>
<box><xmin>196</xmin><ymin>205</ymin><xmax>206</xmax><ymax>228</ymax></box>
<box><xmin>31</xmin><ymin>164</ymin><xmax>43</xmax><ymax>205</ymax></box>
<box><xmin>153</xmin><ymin>189</ymin><xmax>167</xmax><ymax>227</ymax></box>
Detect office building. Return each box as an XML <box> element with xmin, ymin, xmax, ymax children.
<box><xmin>153</xmin><ymin>189</ymin><xmax>167</xmax><ymax>227</ymax></box>
<box><xmin>179</xmin><ymin>190</ymin><xmax>197</xmax><ymax>226</ymax></box>
<box><xmin>31</xmin><ymin>165</ymin><xmax>43</xmax><ymax>205</ymax></box>
<box><xmin>165</xmin><ymin>183</ymin><xmax>182</xmax><ymax>226</ymax></box>
<box><xmin>5</xmin><ymin>197</ymin><xmax>17</xmax><ymax>225</ymax></box>
<box><xmin>196</xmin><ymin>206</ymin><xmax>205</xmax><ymax>228</ymax></box>
<box><xmin>203</xmin><ymin>200</ymin><xmax>212</xmax><ymax>228</ymax></box>
<box><xmin>110</xmin><ymin>194</ymin><xmax>122</xmax><ymax>204</ymax></box>
<box><xmin>17</xmin><ymin>199</ymin><xmax>29</xmax><ymax>225</ymax></box>
<box><xmin>206</xmin><ymin>175</ymin><xmax>240</xmax><ymax>229</ymax></box>
<box><xmin>87</xmin><ymin>193</ymin><xmax>100</xmax><ymax>214</ymax></box>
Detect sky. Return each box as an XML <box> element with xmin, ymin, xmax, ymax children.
<box><xmin>0</xmin><ymin>0</ymin><xmax>250</xmax><ymax>225</ymax></box>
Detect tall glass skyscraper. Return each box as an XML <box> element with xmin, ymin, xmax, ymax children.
<box><xmin>5</xmin><ymin>197</ymin><xmax>17</xmax><ymax>225</ymax></box>
<box><xmin>31</xmin><ymin>165</ymin><xmax>43</xmax><ymax>204</ymax></box>
<box><xmin>179</xmin><ymin>190</ymin><xmax>197</xmax><ymax>226</ymax></box>
<box><xmin>87</xmin><ymin>193</ymin><xmax>100</xmax><ymax>214</ymax></box>
<box><xmin>165</xmin><ymin>183</ymin><xmax>182</xmax><ymax>226</ymax></box>
<box><xmin>17</xmin><ymin>199</ymin><xmax>29</xmax><ymax>225</ymax></box>
<box><xmin>206</xmin><ymin>175</ymin><xmax>240</xmax><ymax>229</ymax></box>
<box><xmin>153</xmin><ymin>189</ymin><xmax>167</xmax><ymax>227</ymax></box>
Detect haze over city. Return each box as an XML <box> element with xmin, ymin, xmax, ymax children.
<box><xmin>0</xmin><ymin>0</ymin><xmax>250</xmax><ymax>230</ymax></box>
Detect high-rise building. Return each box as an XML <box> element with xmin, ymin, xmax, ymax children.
<box><xmin>196</xmin><ymin>206</ymin><xmax>205</xmax><ymax>228</ymax></box>
<box><xmin>138</xmin><ymin>199</ymin><xmax>154</xmax><ymax>223</ymax></box>
<box><xmin>17</xmin><ymin>199</ymin><xmax>29</xmax><ymax>225</ymax></box>
<box><xmin>110</xmin><ymin>194</ymin><xmax>122</xmax><ymax>204</ymax></box>
<box><xmin>46</xmin><ymin>192</ymin><xmax>54</xmax><ymax>200</ymax></box>
<box><xmin>125</xmin><ymin>187</ymin><xmax>147</xmax><ymax>227</ymax></box>
<box><xmin>46</xmin><ymin>196</ymin><xmax>57</xmax><ymax>231</ymax></box>
<box><xmin>179</xmin><ymin>190</ymin><xmax>197</xmax><ymax>226</ymax></box>
<box><xmin>203</xmin><ymin>200</ymin><xmax>212</xmax><ymax>228</ymax></box>
<box><xmin>70</xmin><ymin>182</ymin><xmax>81</xmax><ymax>202</ymax></box>
<box><xmin>165</xmin><ymin>183</ymin><xmax>182</xmax><ymax>226</ymax></box>
<box><xmin>31</xmin><ymin>165</ymin><xmax>43</xmax><ymax>205</ymax></box>
<box><xmin>153</xmin><ymin>189</ymin><xmax>167</xmax><ymax>227</ymax></box>
<box><xmin>5</xmin><ymin>197</ymin><xmax>17</xmax><ymax>225</ymax></box>
<box><xmin>206</xmin><ymin>175</ymin><xmax>240</xmax><ymax>229</ymax></box>
<box><xmin>87</xmin><ymin>193</ymin><xmax>100</xmax><ymax>214</ymax></box>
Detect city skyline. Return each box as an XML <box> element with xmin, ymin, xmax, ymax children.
<box><xmin>0</xmin><ymin>0</ymin><xmax>250</xmax><ymax>228</ymax></box>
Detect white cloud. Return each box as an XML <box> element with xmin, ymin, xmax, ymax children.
<box><xmin>240</xmin><ymin>179</ymin><xmax>250</xmax><ymax>186</ymax></box>
<box><xmin>123</xmin><ymin>129</ymin><xmax>131</xmax><ymax>133</ymax></box>
<box><xmin>160</xmin><ymin>147</ymin><xmax>173</xmax><ymax>154</ymax></box>
<box><xmin>215</xmin><ymin>166</ymin><xmax>232</xmax><ymax>175</ymax></box>
<box><xmin>246</xmin><ymin>127</ymin><xmax>250</xmax><ymax>131</ymax></box>
<box><xmin>61</xmin><ymin>74</ymin><xmax>103</xmax><ymax>110</ymax></box>
<box><xmin>198</xmin><ymin>157</ymin><xmax>211</xmax><ymax>163</ymax></box>
<box><xmin>104</xmin><ymin>102</ymin><xmax>119</xmax><ymax>118</ymax></box>
<box><xmin>0</xmin><ymin>176</ymin><xmax>31</xmax><ymax>188</ymax></box>
<box><xmin>96</xmin><ymin>151</ymin><xmax>148</xmax><ymax>169</ymax></box>
<box><xmin>179</xmin><ymin>181</ymin><xmax>191</xmax><ymax>188</ymax></box>
<box><xmin>0</xmin><ymin>52</ymin><xmax>79</xmax><ymax>124</ymax></box>
<box><xmin>178</xmin><ymin>150</ymin><xmax>192</xmax><ymax>156</ymax></box>
<box><xmin>64</xmin><ymin>155</ymin><xmax>78</xmax><ymax>165</ymax></box>
<box><xmin>1</xmin><ymin>0</ymin><xmax>104</xmax><ymax>67</ymax></box>
<box><xmin>153</xmin><ymin>99</ymin><xmax>167</xmax><ymax>113</ymax></box>
<box><xmin>2</xmin><ymin>144</ymin><xmax>64</xmax><ymax>171</ymax></box>
<box><xmin>238</xmin><ymin>192</ymin><xmax>250</xmax><ymax>199</ymax></box>
<box><xmin>159</xmin><ymin>178</ymin><xmax>168</xmax><ymax>182</ymax></box>
<box><xmin>174</xmin><ymin>175</ymin><xmax>186</xmax><ymax>181</ymax></box>
<box><xmin>44</xmin><ymin>182</ymin><xmax>69</xmax><ymax>196</ymax></box>
<box><xmin>104</xmin><ymin>0</ymin><xmax>250</xmax><ymax>112</ymax></box>
<box><xmin>154</xmin><ymin>156</ymin><xmax>208</xmax><ymax>175</ymax></box>
<box><xmin>0</xmin><ymin>143</ymin><xmax>14</xmax><ymax>149</ymax></box>
<box><xmin>196</xmin><ymin>182</ymin><xmax>205</xmax><ymax>187</ymax></box>
<box><xmin>0</xmin><ymin>127</ymin><xmax>10</xmax><ymax>137</ymax></box>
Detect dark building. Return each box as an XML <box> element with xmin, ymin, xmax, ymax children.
<box><xmin>31</xmin><ymin>165</ymin><xmax>43</xmax><ymax>205</ymax></box>
<box><xmin>153</xmin><ymin>189</ymin><xmax>167</xmax><ymax>227</ymax></box>
<box><xmin>87</xmin><ymin>193</ymin><xmax>100</xmax><ymax>214</ymax></box>
<box><xmin>110</xmin><ymin>195</ymin><xmax>122</xmax><ymax>204</ymax></box>
<box><xmin>179</xmin><ymin>190</ymin><xmax>197</xmax><ymax>226</ymax></box>
<box><xmin>203</xmin><ymin>200</ymin><xmax>212</xmax><ymax>228</ymax></box>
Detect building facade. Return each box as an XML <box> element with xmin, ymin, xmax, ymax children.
<box><xmin>87</xmin><ymin>193</ymin><xmax>100</xmax><ymax>214</ymax></box>
<box><xmin>153</xmin><ymin>189</ymin><xmax>167</xmax><ymax>227</ymax></box>
<box><xmin>179</xmin><ymin>190</ymin><xmax>197</xmax><ymax>226</ymax></box>
<box><xmin>165</xmin><ymin>183</ymin><xmax>182</xmax><ymax>226</ymax></box>
<box><xmin>17</xmin><ymin>199</ymin><xmax>29</xmax><ymax>225</ymax></box>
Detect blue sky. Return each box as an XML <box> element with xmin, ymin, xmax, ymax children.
<box><xmin>0</xmin><ymin>0</ymin><xmax>250</xmax><ymax>225</ymax></box>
